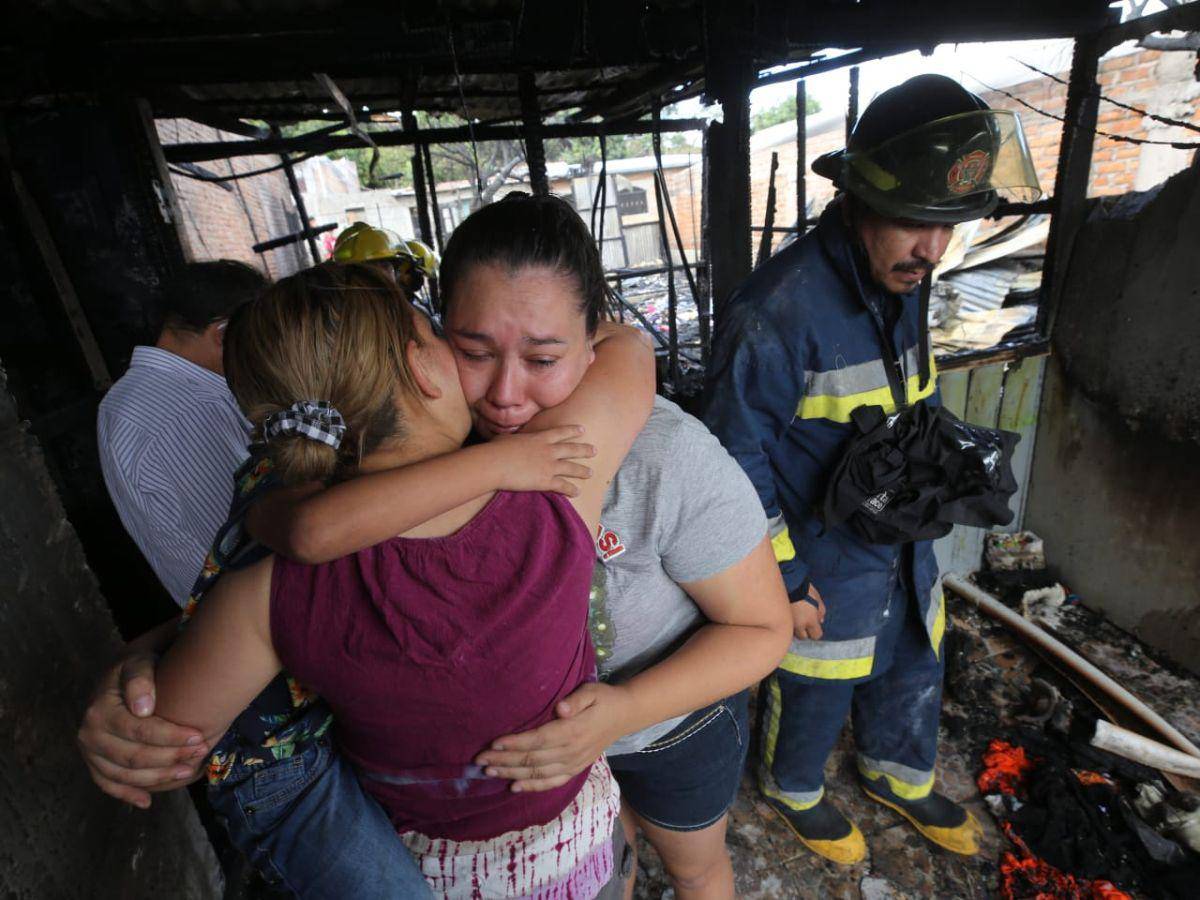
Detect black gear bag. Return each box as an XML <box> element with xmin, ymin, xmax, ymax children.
<box><xmin>820</xmin><ymin>275</ymin><xmax>1021</xmax><ymax>544</ymax></box>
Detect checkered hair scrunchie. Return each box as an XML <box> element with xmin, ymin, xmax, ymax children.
<box><xmin>262</xmin><ymin>400</ymin><xmax>347</xmax><ymax>450</ymax></box>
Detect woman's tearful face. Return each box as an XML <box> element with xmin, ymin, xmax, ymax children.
<box><xmin>445</xmin><ymin>263</ymin><xmax>595</xmax><ymax>439</ymax></box>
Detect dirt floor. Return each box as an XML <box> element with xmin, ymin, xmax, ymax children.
<box><xmin>631</xmin><ymin>594</ymin><xmax>1200</xmax><ymax>899</ymax></box>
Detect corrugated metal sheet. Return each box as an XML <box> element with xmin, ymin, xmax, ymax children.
<box><xmin>941</xmin><ymin>266</ymin><xmax>1022</xmax><ymax>312</ymax></box>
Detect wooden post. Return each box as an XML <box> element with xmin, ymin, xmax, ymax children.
<box><xmin>795</xmin><ymin>80</ymin><xmax>808</xmax><ymax>230</ymax></box>
<box><xmin>421</xmin><ymin>142</ymin><xmax>445</xmax><ymax>254</ymax></box>
<box><xmin>1039</xmin><ymin>33</ymin><xmax>1101</xmax><ymax>338</ymax></box>
<box><xmin>702</xmin><ymin>53</ymin><xmax>753</xmax><ymax>336</ymax></box>
<box><xmin>271</xmin><ymin>124</ymin><xmax>320</xmax><ymax>265</ymax></box>
<box><xmin>651</xmin><ymin>104</ymin><xmax>679</xmax><ymax>385</ymax></box>
<box><xmin>402</xmin><ymin>111</ymin><xmax>434</xmax><ymax>249</ymax></box>
<box><xmin>756</xmin><ymin>151</ymin><xmax>780</xmax><ymax>267</ymax></box>
<box><xmin>519</xmin><ymin>72</ymin><xmax>549</xmax><ymax>197</ymax></box>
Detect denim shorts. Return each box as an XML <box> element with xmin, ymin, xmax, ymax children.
<box><xmin>207</xmin><ymin>737</ymin><xmax>432</xmax><ymax>898</ymax></box>
<box><xmin>608</xmin><ymin>691</ymin><xmax>749</xmax><ymax>832</ymax></box>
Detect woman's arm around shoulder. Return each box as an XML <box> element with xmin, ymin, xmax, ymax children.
<box><xmin>245</xmin><ymin>425</ymin><xmax>595</xmax><ymax>564</ymax></box>
<box><xmin>527</xmin><ymin>322</ymin><xmax>655</xmax><ymax>531</ymax></box>
<box><xmin>154</xmin><ymin>557</ymin><xmax>283</xmax><ymax>746</ymax></box>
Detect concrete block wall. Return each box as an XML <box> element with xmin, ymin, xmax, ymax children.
<box><xmin>1025</xmin><ymin>161</ymin><xmax>1200</xmax><ymax>676</ymax></box>
<box><xmin>0</xmin><ymin>364</ymin><xmax>221</xmax><ymax>897</ymax></box>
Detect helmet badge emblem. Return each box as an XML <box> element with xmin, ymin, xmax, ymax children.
<box><xmin>946</xmin><ymin>149</ymin><xmax>991</xmax><ymax>195</ymax></box>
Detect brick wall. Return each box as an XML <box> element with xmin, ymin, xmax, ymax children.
<box><xmin>749</xmin><ymin>120</ymin><xmax>844</xmax><ymax>234</ymax></box>
<box><xmin>980</xmin><ymin>48</ymin><xmax>1200</xmax><ymax>198</ymax></box>
<box><xmin>156</xmin><ymin>119</ymin><xmax>308</xmax><ymax>280</ymax></box>
<box><xmin>664</xmin><ymin>163</ymin><xmax>704</xmax><ymax>259</ymax></box>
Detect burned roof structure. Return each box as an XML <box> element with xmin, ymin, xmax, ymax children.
<box><xmin>6</xmin><ymin>1</ymin><xmax>1116</xmax><ymax>123</ymax></box>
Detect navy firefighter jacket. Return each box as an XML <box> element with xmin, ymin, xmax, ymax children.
<box><xmin>703</xmin><ymin>199</ymin><xmax>946</xmax><ymax>681</ymax></box>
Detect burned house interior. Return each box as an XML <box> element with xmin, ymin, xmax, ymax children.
<box><xmin>2</xmin><ymin>1</ymin><xmax>1200</xmax><ymax>897</ymax></box>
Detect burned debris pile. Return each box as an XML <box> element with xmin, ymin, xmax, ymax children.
<box><xmin>947</xmin><ymin>534</ymin><xmax>1200</xmax><ymax>899</ymax></box>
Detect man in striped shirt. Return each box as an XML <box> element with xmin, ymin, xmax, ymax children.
<box><xmin>97</xmin><ymin>260</ymin><xmax>268</xmax><ymax>606</ymax></box>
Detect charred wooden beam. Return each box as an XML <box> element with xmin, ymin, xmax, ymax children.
<box><xmin>846</xmin><ymin>66</ymin><xmax>860</xmax><ymax>144</ymax></box>
<box><xmin>403</xmin><ymin>111</ymin><xmax>434</xmax><ymax>251</ymax></box>
<box><xmin>519</xmin><ymin>73</ymin><xmax>548</xmax><ymax>197</ymax></box>
<box><xmin>163</xmin><ymin>117</ymin><xmax>708</xmax><ymax>164</ymax></box>
<box><xmin>756</xmin><ymin>152</ymin><xmax>780</xmax><ymax>268</ymax></box>
<box><xmin>651</xmin><ymin>105</ymin><xmax>679</xmax><ymax>384</ymax></box>
<box><xmin>756</xmin><ymin>46</ymin><xmax>907</xmax><ymax>88</ymax></box>
<box><xmin>1038</xmin><ymin>32</ymin><xmax>1101</xmax><ymax>338</ymax></box>
<box><xmin>780</xmin><ymin>2</ymin><xmax>1111</xmax><ymax>48</ymax></box>
<box><xmin>1098</xmin><ymin>2</ymin><xmax>1200</xmax><ymax>54</ymax></box>
<box><xmin>421</xmin><ymin>142</ymin><xmax>445</xmax><ymax>255</ymax></box>
<box><xmin>252</xmin><ymin>222</ymin><xmax>336</xmax><ymax>254</ymax></box>
<box><xmin>696</xmin><ymin>7</ymin><xmax>748</xmax><ymax>336</ymax></box>
<box><xmin>271</xmin><ymin>123</ymin><xmax>320</xmax><ymax>265</ymax></box>
<box><xmin>795</xmin><ymin>79</ymin><xmax>807</xmax><ymax>229</ymax></box>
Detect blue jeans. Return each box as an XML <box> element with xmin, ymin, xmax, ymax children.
<box><xmin>208</xmin><ymin>738</ymin><xmax>432</xmax><ymax>899</ymax></box>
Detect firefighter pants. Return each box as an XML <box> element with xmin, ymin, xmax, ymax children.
<box><xmin>758</xmin><ymin>580</ymin><xmax>945</xmax><ymax>809</ymax></box>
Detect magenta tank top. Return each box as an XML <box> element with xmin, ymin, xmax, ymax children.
<box><xmin>270</xmin><ymin>490</ymin><xmax>597</xmax><ymax>841</ymax></box>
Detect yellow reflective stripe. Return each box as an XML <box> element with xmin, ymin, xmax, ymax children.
<box><xmin>779</xmin><ymin>651</ymin><xmax>874</xmax><ymax>680</ymax></box>
<box><xmin>799</xmin><ymin>383</ymin><xmax>897</xmax><ymax>423</ymax></box>
<box><xmin>858</xmin><ymin>762</ymin><xmax>935</xmax><ymax>801</ymax></box>
<box><xmin>760</xmin><ymin>677</ymin><xmax>825</xmax><ymax>811</ymax></box>
<box><xmin>762</xmin><ymin>676</ymin><xmax>782</xmax><ymax>772</ymax></box>
<box><xmin>850</xmin><ymin>153</ymin><xmax>899</xmax><ymax>191</ymax></box>
<box><xmin>798</xmin><ymin>354</ymin><xmax>939</xmax><ymax>424</ymax></box>
<box><xmin>763</xmin><ymin>779</ymin><xmax>824</xmax><ymax>812</ymax></box>
<box><xmin>928</xmin><ymin>592</ymin><xmax>946</xmax><ymax>659</ymax></box>
<box><xmin>770</xmin><ymin>528</ymin><xmax>796</xmax><ymax>563</ymax></box>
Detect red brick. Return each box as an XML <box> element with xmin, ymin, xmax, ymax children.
<box><xmin>1102</xmin><ymin>54</ymin><xmax>1136</xmax><ymax>71</ymax></box>
<box><xmin>1120</xmin><ymin>65</ymin><xmax>1153</xmax><ymax>84</ymax></box>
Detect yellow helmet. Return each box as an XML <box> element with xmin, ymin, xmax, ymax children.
<box><xmin>401</xmin><ymin>239</ymin><xmax>439</xmax><ymax>281</ymax></box>
<box><xmin>332</xmin><ymin>223</ymin><xmax>405</xmax><ymax>264</ymax></box>
<box><xmin>331</xmin><ymin>226</ymin><xmax>439</xmax><ymax>294</ymax></box>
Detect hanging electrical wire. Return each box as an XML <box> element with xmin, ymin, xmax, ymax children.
<box><xmin>967</xmin><ymin>73</ymin><xmax>1200</xmax><ymax>149</ymax></box>
<box><xmin>590</xmin><ymin>134</ymin><xmax>621</xmax><ymax>319</ymax></box>
<box><xmin>446</xmin><ymin>16</ymin><xmax>485</xmax><ymax>205</ymax></box>
<box><xmin>1014</xmin><ymin>57</ymin><xmax>1200</xmax><ymax>137</ymax></box>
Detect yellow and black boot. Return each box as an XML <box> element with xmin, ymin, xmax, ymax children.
<box><xmin>861</xmin><ymin>776</ymin><xmax>982</xmax><ymax>855</ymax></box>
<box><xmin>764</xmin><ymin>795</ymin><xmax>867</xmax><ymax>865</ymax></box>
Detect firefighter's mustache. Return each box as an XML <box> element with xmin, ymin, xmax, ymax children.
<box><xmin>893</xmin><ymin>260</ymin><xmax>934</xmax><ymax>275</ymax></box>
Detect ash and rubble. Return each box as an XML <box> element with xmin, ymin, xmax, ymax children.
<box><xmin>610</xmin><ymin>213</ymin><xmax>1052</xmax><ymax>394</ymax></box>
<box><xmin>630</xmin><ymin>540</ymin><xmax>1200</xmax><ymax>899</ymax></box>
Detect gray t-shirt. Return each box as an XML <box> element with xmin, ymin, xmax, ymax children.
<box><xmin>593</xmin><ymin>396</ymin><xmax>768</xmax><ymax>756</ymax></box>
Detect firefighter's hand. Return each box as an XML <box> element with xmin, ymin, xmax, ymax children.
<box><xmin>791</xmin><ymin>582</ymin><xmax>826</xmax><ymax>641</ymax></box>
<box><xmin>76</xmin><ymin>653</ymin><xmax>208</xmax><ymax>809</ymax></box>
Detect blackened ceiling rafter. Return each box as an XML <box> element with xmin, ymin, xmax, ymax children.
<box><xmin>2</xmin><ymin>0</ymin><xmax>1115</xmax><ymax>123</ymax></box>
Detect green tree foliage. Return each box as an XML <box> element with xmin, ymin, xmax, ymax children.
<box><xmin>751</xmin><ymin>92</ymin><xmax>821</xmax><ymax>132</ymax></box>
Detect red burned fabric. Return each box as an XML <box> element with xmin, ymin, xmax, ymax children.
<box><xmin>977</xmin><ymin>738</ymin><xmax>1037</xmax><ymax>796</ymax></box>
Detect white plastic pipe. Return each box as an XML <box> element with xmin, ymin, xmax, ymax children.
<box><xmin>1091</xmin><ymin>720</ymin><xmax>1200</xmax><ymax>778</ymax></box>
<box><xmin>942</xmin><ymin>573</ymin><xmax>1200</xmax><ymax>761</ymax></box>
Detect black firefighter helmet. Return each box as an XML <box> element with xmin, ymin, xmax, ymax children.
<box><xmin>813</xmin><ymin>74</ymin><xmax>1041</xmax><ymax>224</ymax></box>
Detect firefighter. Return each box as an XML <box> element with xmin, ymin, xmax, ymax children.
<box><xmin>331</xmin><ymin>222</ymin><xmax>439</xmax><ymax>299</ymax></box>
<box><xmin>704</xmin><ymin>74</ymin><xmax>1041</xmax><ymax>864</ymax></box>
